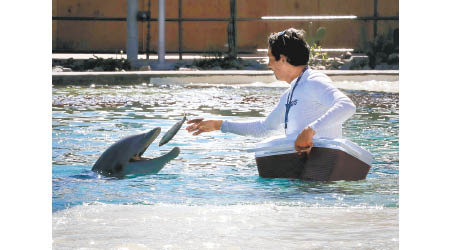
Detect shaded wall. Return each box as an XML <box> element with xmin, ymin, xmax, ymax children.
<box><xmin>52</xmin><ymin>0</ymin><xmax>399</xmax><ymax>53</ymax></box>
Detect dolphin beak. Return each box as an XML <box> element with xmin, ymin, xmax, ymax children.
<box><xmin>124</xmin><ymin>147</ymin><xmax>181</xmax><ymax>175</ymax></box>
<box><xmin>133</xmin><ymin>127</ymin><xmax>162</xmax><ymax>159</ymax></box>
<box><xmin>125</xmin><ymin>128</ymin><xmax>179</xmax><ymax>175</ymax></box>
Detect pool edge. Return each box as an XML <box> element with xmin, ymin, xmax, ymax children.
<box><xmin>52</xmin><ymin>70</ymin><xmax>399</xmax><ymax>85</ymax></box>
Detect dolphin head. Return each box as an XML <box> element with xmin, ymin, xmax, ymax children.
<box><xmin>92</xmin><ymin>127</ymin><xmax>162</xmax><ymax>177</ymax></box>
<box><xmin>133</xmin><ymin>128</ymin><xmax>162</xmax><ymax>158</ymax></box>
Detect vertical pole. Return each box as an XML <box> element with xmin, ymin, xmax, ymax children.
<box><xmin>229</xmin><ymin>0</ymin><xmax>237</xmax><ymax>57</ymax></box>
<box><xmin>158</xmin><ymin>0</ymin><xmax>166</xmax><ymax>65</ymax></box>
<box><xmin>373</xmin><ymin>0</ymin><xmax>378</xmax><ymax>38</ymax></box>
<box><xmin>178</xmin><ymin>0</ymin><xmax>183</xmax><ymax>60</ymax></box>
<box><xmin>127</xmin><ymin>0</ymin><xmax>139</xmax><ymax>67</ymax></box>
<box><xmin>146</xmin><ymin>0</ymin><xmax>151</xmax><ymax>60</ymax></box>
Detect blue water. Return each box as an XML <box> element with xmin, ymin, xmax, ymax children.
<box><xmin>52</xmin><ymin>83</ymin><xmax>398</xmax><ymax>212</ymax></box>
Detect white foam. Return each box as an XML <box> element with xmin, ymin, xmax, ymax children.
<box><xmin>53</xmin><ymin>203</ymin><xmax>398</xmax><ymax>249</ymax></box>
<box><xmin>148</xmin><ymin>78</ymin><xmax>398</xmax><ymax>93</ymax></box>
<box><xmin>333</xmin><ymin>80</ymin><xmax>399</xmax><ymax>93</ymax></box>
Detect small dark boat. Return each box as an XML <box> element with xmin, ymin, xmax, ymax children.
<box><xmin>248</xmin><ymin>136</ymin><xmax>372</xmax><ymax>181</ymax></box>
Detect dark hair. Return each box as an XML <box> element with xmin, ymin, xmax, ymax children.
<box><xmin>268</xmin><ymin>28</ymin><xmax>310</xmax><ymax>66</ymax></box>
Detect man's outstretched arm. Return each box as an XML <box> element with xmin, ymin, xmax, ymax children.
<box><xmin>186</xmin><ymin>118</ymin><xmax>223</xmax><ymax>136</ymax></box>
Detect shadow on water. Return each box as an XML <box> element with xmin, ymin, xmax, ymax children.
<box><xmin>255</xmin><ymin>177</ymin><xmax>375</xmax><ymax>195</ymax></box>
<box><xmin>69</xmin><ymin>171</ymin><xmax>99</xmax><ymax>180</ymax></box>
<box><xmin>66</xmin><ymin>170</ymin><xmax>182</xmax><ymax>181</ymax></box>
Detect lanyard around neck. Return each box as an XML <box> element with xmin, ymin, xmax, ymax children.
<box><xmin>284</xmin><ymin>66</ymin><xmax>309</xmax><ymax>130</ymax></box>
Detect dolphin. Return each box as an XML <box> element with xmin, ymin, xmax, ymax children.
<box><xmin>92</xmin><ymin>127</ymin><xmax>180</xmax><ymax>178</ymax></box>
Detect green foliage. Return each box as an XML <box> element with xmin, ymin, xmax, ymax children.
<box><xmin>306</xmin><ymin>27</ymin><xmax>328</xmax><ymax>67</ymax></box>
<box><xmin>357</xmin><ymin>27</ymin><xmax>369</xmax><ymax>53</ymax></box>
<box><xmin>310</xmin><ymin>44</ymin><xmax>328</xmax><ymax>60</ymax></box>
<box><xmin>359</xmin><ymin>28</ymin><xmax>399</xmax><ymax>68</ymax></box>
<box><xmin>193</xmin><ymin>55</ymin><xmax>245</xmax><ymax>70</ymax></box>
<box><xmin>59</xmin><ymin>56</ymin><xmax>131</xmax><ymax>71</ymax></box>
<box><xmin>306</xmin><ymin>27</ymin><xmax>326</xmax><ymax>47</ymax></box>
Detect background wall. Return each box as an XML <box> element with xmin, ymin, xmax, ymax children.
<box><xmin>52</xmin><ymin>0</ymin><xmax>399</xmax><ymax>53</ymax></box>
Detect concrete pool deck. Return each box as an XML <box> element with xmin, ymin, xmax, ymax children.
<box><xmin>52</xmin><ymin>70</ymin><xmax>399</xmax><ymax>85</ymax></box>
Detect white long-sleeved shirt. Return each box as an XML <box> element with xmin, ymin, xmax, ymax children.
<box><xmin>220</xmin><ymin>68</ymin><xmax>356</xmax><ymax>139</ymax></box>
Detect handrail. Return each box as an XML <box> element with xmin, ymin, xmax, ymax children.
<box><xmin>52</xmin><ymin>0</ymin><xmax>398</xmax><ymax>56</ymax></box>
<box><xmin>52</xmin><ymin>16</ymin><xmax>399</xmax><ymax>22</ymax></box>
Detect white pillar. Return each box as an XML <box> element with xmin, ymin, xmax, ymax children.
<box><xmin>127</xmin><ymin>0</ymin><xmax>138</xmax><ymax>66</ymax></box>
<box><xmin>158</xmin><ymin>0</ymin><xmax>165</xmax><ymax>65</ymax></box>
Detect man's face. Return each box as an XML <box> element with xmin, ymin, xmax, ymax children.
<box><xmin>267</xmin><ymin>48</ymin><xmax>286</xmax><ymax>81</ymax></box>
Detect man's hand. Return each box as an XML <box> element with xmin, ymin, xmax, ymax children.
<box><xmin>186</xmin><ymin>118</ymin><xmax>223</xmax><ymax>136</ymax></box>
<box><xmin>295</xmin><ymin>126</ymin><xmax>316</xmax><ymax>156</ymax></box>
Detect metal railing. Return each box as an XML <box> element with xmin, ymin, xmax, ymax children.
<box><xmin>52</xmin><ymin>0</ymin><xmax>398</xmax><ymax>59</ymax></box>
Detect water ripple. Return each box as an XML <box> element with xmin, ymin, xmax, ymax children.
<box><xmin>52</xmin><ymin>84</ymin><xmax>398</xmax><ymax>212</ymax></box>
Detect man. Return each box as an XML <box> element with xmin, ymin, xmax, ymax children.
<box><xmin>186</xmin><ymin>28</ymin><xmax>355</xmax><ymax>156</ymax></box>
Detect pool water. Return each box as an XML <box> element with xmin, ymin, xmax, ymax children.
<box><xmin>52</xmin><ymin>80</ymin><xmax>398</xmax><ymax>249</ymax></box>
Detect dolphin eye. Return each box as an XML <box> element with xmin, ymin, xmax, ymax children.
<box><xmin>114</xmin><ymin>164</ymin><xmax>123</xmax><ymax>172</ymax></box>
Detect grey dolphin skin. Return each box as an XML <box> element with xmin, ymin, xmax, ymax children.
<box><xmin>92</xmin><ymin>127</ymin><xmax>180</xmax><ymax>178</ymax></box>
<box><xmin>159</xmin><ymin>114</ymin><xmax>187</xmax><ymax>146</ymax></box>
